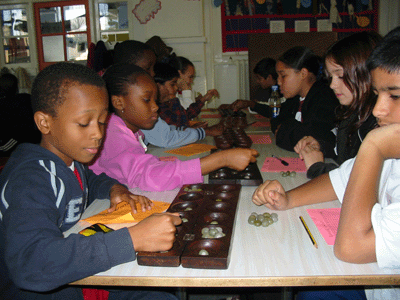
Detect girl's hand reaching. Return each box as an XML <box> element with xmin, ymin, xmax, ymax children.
<box><xmin>252</xmin><ymin>180</ymin><xmax>289</xmax><ymax>210</ymax></box>
<box><xmin>224</xmin><ymin>148</ymin><xmax>259</xmax><ymax>170</ymax></box>
<box><xmin>200</xmin><ymin>89</ymin><xmax>219</xmax><ymax>103</ymax></box>
<box><xmin>109</xmin><ymin>184</ymin><xmax>154</xmax><ymax>215</ymax></box>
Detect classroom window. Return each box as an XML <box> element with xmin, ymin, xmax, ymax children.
<box><xmin>0</xmin><ymin>6</ymin><xmax>30</xmax><ymax>64</ymax></box>
<box><xmin>34</xmin><ymin>0</ymin><xmax>91</xmax><ymax>71</ymax></box>
<box><xmin>96</xmin><ymin>1</ymin><xmax>129</xmax><ymax>43</ymax></box>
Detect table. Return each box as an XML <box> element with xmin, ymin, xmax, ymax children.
<box><xmin>68</xmin><ymin>115</ymin><xmax>400</xmax><ymax>288</ymax></box>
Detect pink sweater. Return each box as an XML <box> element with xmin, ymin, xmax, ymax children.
<box><xmin>90</xmin><ymin>114</ymin><xmax>203</xmax><ymax>191</ymax></box>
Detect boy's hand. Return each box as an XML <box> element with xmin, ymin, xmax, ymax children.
<box><xmin>363</xmin><ymin>124</ymin><xmax>400</xmax><ymax>159</ymax></box>
<box><xmin>294</xmin><ymin>136</ymin><xmax>320</xmax><ymax>159</ymax></box>
<box><xmin>128</xmin><ymin>213</ymin><xmax>182</xmax><ymax>252</ymax></box>
<box><xmin>299</xmin><ymin>145</ymin><xmax>324</xmax><ymax>169</ymax></box>
<box><xmin>252</xmin><ymin>180</ymin><xmax>289</xmax><ymax>210</ymax></box>
<box><xmin>109</xmin><ymin>184</ymin><xmax>153</xmax><ymax>215</ymax></box>
<box><xmin>204</xmin><ymin>123</ymin><xmax>224</xmax><ymax>136</ymax></box>
<box><xmin>224</xmin><ymin>148</ymin><xmax>259</xmax><ymax>170</ymax></box>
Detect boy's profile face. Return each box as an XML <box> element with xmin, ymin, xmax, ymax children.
<box><xmin>255</xmin><ymin>74</ymin><xmax>274</xmax><ymax>90</ymax></box>
<box><xmin>136</xmin><ymin>50</ymin><xmax>156</xmax><ymax>77</ymax></box>
<box><xmin>371</xmin><ymin>67</ymin><xmax>400</xmax><ymax>127</ymax></box>
<box><xmin>39</xmin><ymin>84</ymin><xmax>109</xmax><ymax>166</ymax></box>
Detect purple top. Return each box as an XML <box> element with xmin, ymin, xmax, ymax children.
<box><xmin>90</xmin><ymin>114</ymin><xmax>203</xmax><ymax>191</ymax></box>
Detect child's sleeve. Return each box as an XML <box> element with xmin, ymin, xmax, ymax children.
<box><xmin>2</xmin><ymin>166</ymin><xmax>135</xmax><ymax>292</ymax></box>
<box><xmin>84</xmin><ymin>165</ymin><xmax>120</xmax><ymax>203</ymax></box>
<box><xmin>328</xmin><ymin>157</ymin><xmax>355</xmax><ymax>202</ymax></box>
<box><xmin>372</xmin><ymin>202</ymin><xmax>400</xmax><ymax>269</ymax></box>
<box><xmin>142</xmin><ymin>117</ymin><xmax>205</xmax><ymax>148</ymax></box>
<box><xmin>91</xmin><ymin>129</ymin><xmax>203</xmax><ymax>191</ymax></box>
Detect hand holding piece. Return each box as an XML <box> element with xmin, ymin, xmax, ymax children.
<box><xmin>128</xmin><ymin>212</ymin><xmax>182</xmax><ymax>252</ymax></box>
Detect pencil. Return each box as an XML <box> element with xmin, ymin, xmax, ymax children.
<box><xmin>299</xmin><ymin>216</ymin><xmax>318</xmax><ymax>249</ymax></box>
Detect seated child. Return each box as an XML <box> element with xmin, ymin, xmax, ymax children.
<box><xmin>0</xmin><ymin>73</ymin><xmax>41</xmax><ymax>156</ymax></box>
<box><xmin>115</xmin><ymin>39</ymin><xmax>221</xmax><ymax>147</ymax></box>
<box><xmin>229</xmin><ymin>57</ymin><xmax>279</xmax><ymax>116</ymax></box>
<box><xmin>273</xmin><ymin>46</ymin><xmax>339</xmax><ymax>158</ymax></box>
<box><xmin>294</xmin><ymin>31</ymin><xmax>381</xmax><ymax>179</ymax></box>
<box><xmin>252</xmin><ymin>27</ymin><xmax>400</xmax><ymax>299</ymax></box>
<box><xmin>155</xmin><ymin>62</ymin><xmax>208</xmax><ymax>128</ymax></box>
<box><xmin>0</xmin><ymin>62</ymin><xmax>180</xmax><ymax>300</ymax></box>
<box><xmin>90</xmin><ymin>63</ymin><xmax>258</xmax><ymax>192</ymax></box>
<box><xmin>168</xmin><ymin>56</ymin><xmax>219</xmax><ymax>110</ymax></box>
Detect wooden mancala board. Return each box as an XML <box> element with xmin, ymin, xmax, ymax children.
<box><xmin>208</xmin><ymin>162</ymin><xmax>263</xmax><ymax>186</ymax></box>
<box><xmin>136</xmin><ymin>183</ymin><xmax>241</xmax><ymax>269</ymax></box>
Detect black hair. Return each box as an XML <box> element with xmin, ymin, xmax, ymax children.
<box><xmin>153</xmin><ymin>63</ymin><xmax>180</xmax><ymax>85</ymax></box>
<box><xmin>168</xmin><ymin>56</ymin><xmax>193</xmax><ymax>74</ymax></box>
<box><xmin>102</xmin><ymin>63</ymin><xmax>153</xmax><ymax>112</ymax></box>
<box><xmin>31</xmin><ymin>62</ymin><xmax>105</xmax><ymax>116</ymax></box>
<box><xmin>253</xmin><ymin>58</ymin><xmax>277</xmax><ymax>80</ymax></box>
<box><xmin>113</xmin><ymin>40</ymin><xmax>155</xmax><ymax>65</ymax></box>
<box><xmin>278</xmin><ymin>46</ymin><xmax>322</xmax><ymax>79</ymax></box>
<box><xmin>0</xmin><ymin>73</ymin><xmax>18</xmax><ymax>98</ymax></box>
<box><xmin>367</xmin><ymin>26</ymin><xmax>400</xmax><ymax>74</ymax></box>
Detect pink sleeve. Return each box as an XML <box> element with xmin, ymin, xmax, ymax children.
<box><xmin>90</xmin><ymin>117</ymin><xmax>203</xmax><ymax>191</ymax></box>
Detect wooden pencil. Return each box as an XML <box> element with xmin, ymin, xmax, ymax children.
<box><xmin>299</xmin><ymin>216</ymin><xmax>318</xmax><ymax>249</ymax></box>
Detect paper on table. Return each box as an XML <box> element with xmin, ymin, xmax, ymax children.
<box><xmin>83</xmin><ymin>201</ymin><xmax>170</xmax><ymax>224</ymax></box>
<box><xmin>164</xmin><ymin>143</ymin><xmax>216</xmax><ymax>157</ymax></box>
<box><xmin>251</xmin><ymin>121</ymin><xmax>271</xmax><ymax>127</ymax></box>
<box><xmin>248</xmin><ymin>135</ymin><xmax>272</xmax><ymax>144</ymax></box>
<box><xmin>307</xmin><ymin>208</ymin><xmax>341</xmax><ymax>245</ymax></box>
<box><xmin>261</xmin><ymin>157</ymin><xmax>306</xmax><ymax>172</ymax></box>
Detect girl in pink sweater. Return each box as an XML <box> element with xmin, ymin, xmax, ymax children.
<box><xmin>90</xmin><ymin>64</ymin><xmax>258</xmax><ymax>191</ymax></box>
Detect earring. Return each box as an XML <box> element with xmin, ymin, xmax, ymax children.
<box><xmin>121</xmin><ymin>109</ymin><xmax>124</xmax><ymax>113</ymax></box>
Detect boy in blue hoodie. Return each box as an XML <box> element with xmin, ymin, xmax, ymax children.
<box><xmin>0</xmin><ymin>62</ymin><xmax>180</xmax><ymax>300</ymax></box>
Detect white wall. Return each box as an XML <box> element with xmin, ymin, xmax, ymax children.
<box><xmin>1</xmin><ymin>0</ymin><xmax>399</xmax><ymax>105</ymax></box>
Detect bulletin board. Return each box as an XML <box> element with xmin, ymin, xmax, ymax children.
<box><xmin>221</xmin><ymin>0</ymin><xmax>379</xmax><ymax>52</ymax></box>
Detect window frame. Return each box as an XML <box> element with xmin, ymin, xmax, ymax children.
<box><xmin>0</xmin><ymin>2</ymin><xmax>36</xmax><ymax>71</ymax></box>
<box><xmin>93</xmin><ymin>0</ymin><xmax>130</xmax><ymax>46</ymax></box>
<box><xmin>34</xmin><ymin>0</ymin><xmax>91</xmax><ymax>71</ymax></box>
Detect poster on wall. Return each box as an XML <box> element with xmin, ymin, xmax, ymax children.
<box><xmin>132</xmin><ymin>0</ymin><xmax>162</xmax><ymax>24</ymax></box>
<box><xmin>222</xmin><ymin>0</ymin><xmax>378</xmax><ymax>52</ymax></box>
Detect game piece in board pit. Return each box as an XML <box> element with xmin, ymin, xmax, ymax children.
<box><xmin>208</xmin><ymin>162</ymin><xmax>263</xmax><ymax>186</ymax></box>
<box><xmin>136</xmin><ymin>183</ymin><xmax>241</xmax><ymax>269</ymax></box>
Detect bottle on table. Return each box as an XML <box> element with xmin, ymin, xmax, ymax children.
<box><xmin>269</xmin><ymin>85</ymin><xmax>281</xmax><ymax>118</ymax></box>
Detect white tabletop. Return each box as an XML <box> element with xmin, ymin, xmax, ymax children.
<box><xmin>68</xmin><ymin>118</ymin><xmax>400</xmax><ymax>287</ymax></box>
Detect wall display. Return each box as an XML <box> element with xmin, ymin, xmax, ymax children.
<box><xmin>221</xmin><ymin>0</ymin><xmax>378</xmax><ymax>52</ymax></box>
<box><xmin>132</xmin><ymin>0</ymin><xmax>161</xmax><ymax>24</ymax></box>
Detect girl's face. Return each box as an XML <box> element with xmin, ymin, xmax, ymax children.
<box><xmin>118</xmin><ymin>75</ymin><xmax>159</xmax><ymax>133</ymax></box>
<box><xmin>325</xmin><ymin>58</ymin><xmax>353</xmax><ymax>106</ymax></box>
<box><xmin>276</xmin><ymin>61</ymin><xmax>304</xmax><ymax>98</ymax></box>
<box><xmin>178</xmin><ymin>65</ymin><xmax>195</xmax><ymax>90</ymax></box>
<box><xmin>158</xmin><ymin>77</ymin><xmax>179</xmax><ymax>103</ymax></box>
